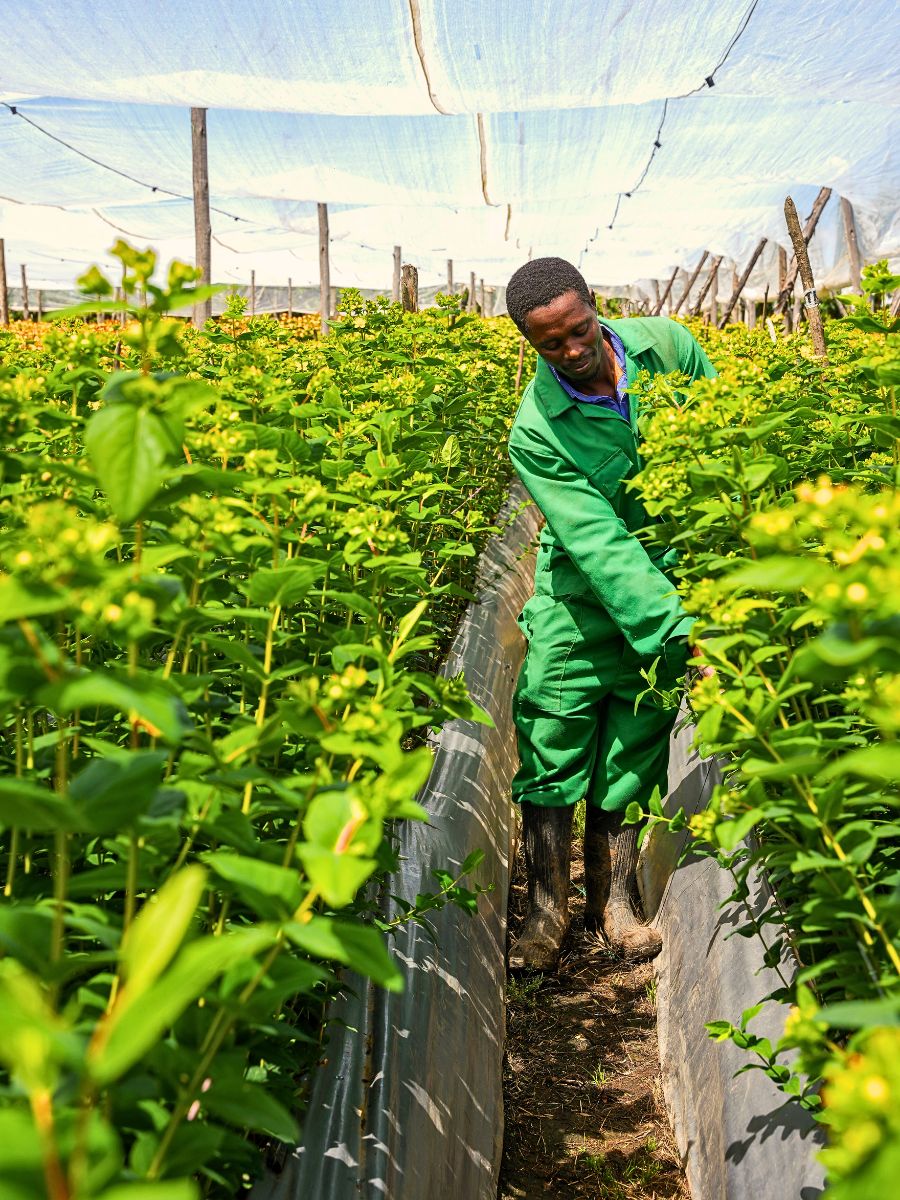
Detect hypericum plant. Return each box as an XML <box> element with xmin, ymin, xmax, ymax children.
<box><xmin>627</xmin><ymin>312</ymin><xmax>900</xmax><ymax>1194</ymax></box>
<box><xmin>0</xmin><ymin>242</ymin><xmax>519</xmax><ymax>1198</ymax></box>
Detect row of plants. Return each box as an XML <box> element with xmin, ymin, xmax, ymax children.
<box><xmin>0</xmin><ymin>242</ymin><xmax>523</xmax><ymax>1198</ymax></box>
<box><xmin>629</xmin><ymin>267</ymin><xmax>900</xmax><ymax>1198</ymax></box>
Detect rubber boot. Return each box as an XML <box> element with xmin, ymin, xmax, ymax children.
<box><xmin>584</xmin><ymin>806</ymin><xmax>662</xmax><ymax>962</ymax></box>
<box><xmin>508</xmin><ymin>802</ymin><xmax>573</xmax><ymax>972</ymax></box>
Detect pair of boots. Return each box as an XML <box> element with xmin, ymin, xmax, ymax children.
<box><xmin>508</xmin><ymin>801</ymin><xmax>662</xmax><ymax>972</ymax></box>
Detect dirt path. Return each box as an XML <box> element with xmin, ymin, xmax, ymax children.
<box><xmin>499</xmin><ymin>834</ymin><xmax>689</xmax><ymax>1200</ymax></box>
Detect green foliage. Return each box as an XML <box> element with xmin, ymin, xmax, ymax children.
<box><xmin>629</xmin><ymin>311</ymin><xmax>900</xmax><ymax>1196</ymax></box>
<box><xmin>0</xmin><ymin>246</ymin><xmax>520</xmax><ymax>1196</ymax></box>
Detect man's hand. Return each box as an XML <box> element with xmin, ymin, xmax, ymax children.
<box><xmin>691</xmin><ymin>642</ymin><xmax>716</xmax><ymax>679</ymax></box>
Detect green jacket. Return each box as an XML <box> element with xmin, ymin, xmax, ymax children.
<box><xmin>508</xmin><ymin>315</ymin><xmax>716</xmax><ymax>662</ymax></box>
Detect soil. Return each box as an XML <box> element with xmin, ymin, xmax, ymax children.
<box><xmin>499</xmin><ymin>833</ymin><xmax>690</xmax><ymax>1200</ymax></box>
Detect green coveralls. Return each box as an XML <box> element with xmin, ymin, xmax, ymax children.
<box><xmin>509</xmin><ymin>316</ymin><xmax>716</xmax><ymax>813</ymax></box>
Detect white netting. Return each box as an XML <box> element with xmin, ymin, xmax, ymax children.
<box><xmin>1</xmin><ymin>0</ymin><xmax>897</xmax><ymax>298</ymax></box>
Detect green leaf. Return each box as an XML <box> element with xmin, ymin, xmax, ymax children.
<box><xmin>202</xmin><ymin>1079</ymin><xmax>299</xmax><ymax>1143</ymax></box>
<box><xmin>69</xmin><ymin>750</ymin><xmax>167</xmax><ymax>832</ymax></box>
<box><xmin>715</xmin><ymin>807</ymin><xmax>765</xmax><ymax>850</ymax></box>
<box><xmin>120</xmin><ymin>866</ymin><xmax>207</xmax><ymax>1003</ymax></box>
<box><xmin>818</xmin><ymin>997</ymin><xmax>900</xmax><ymax>1029</ymax></box>
<box><xmin>0</xmin><ymin>777</ymin><xmax>84</xmax><ymax>832</ymax></box>
<box><xmin>285</xmin><ymin>916</ymin><xmax>403</xmax><ymax>991</ymax></box>
<box><xmin>93</xmin><ymin>927</ymin><xmax>277</xmax><ymax>1084</ymax></box>
<box><xmin>819</xmin><ymin>743</ymin><xmax>900</xmax><ymax>782</ymax></box>
<box><xmin>38</xmin><ymin>670</ymin><xmax>188</xmax><ymax>743</ymax></box>
<box><xmin>245</xmin><ymin>561</ymin><xmax>327</xmax><ymax>607</ymax></box>
<box><xmin>726</xmin><ymin>557</ymin><xmax>829</xmax><ymax>594</ymax></box>
<box><xmin>296</xmin><ymin>845</ymin><xmax>376</xmax><ymax>907</ymax></box>
<box><xmin>85</xmin><ymin>399</ymin><xmax>178</xmax><ymax>523</ymax></box>
<box><xmin>204</xmin><ymin>852</ymin><xmax>303</xmax><ymax>918</ymax></box>
<box><xmin>98</xmin><ymin>1182</ymin><xmax>199</xmax><ymax>1200</ymax></box>
<box><xmin>0</xmin><ymin>577</ymin><xmax>71</xmax><ymax>623</ymax></box>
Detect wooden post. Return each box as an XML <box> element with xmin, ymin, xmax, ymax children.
<box><xmin>37</xmin><ymin>290</ymin><xmax>43</xmax><ymax>321</ymax></box>
<box><xmin>777</xmin><ymin>245</ymin><xmax>791</xmax><ymax>331</ymax></box>
<box><xmin>775</xmin><ymin>186</ymin><xmax>832</xmax><ymax>313</ymax></box>
<box><xmin>652</xmin><ymin>266</ymin><xmax>679</xmax><ymax>315</ymax></box>
<box><xmin>20</xmin><ymin>264</ymin><xmax>30</xmax><ymax>320</ymax></box>
<box><xmin>0</xmin><ymin>239</ymin><xmax>9</xmax><ymax>326</ymax></box>
<box><xmin>784</xmin><ymin>196</ymin><xmax>828</xmax><ymax>360</ymax></box>
<box><xmin>250</xmin><ymin>270</ymin><xmax>256</xmax><ymax>316</ymax></box>
<box><xmin>691</xmin><ymin>255</ymin><xmax>723</xmax><ymax>315</ymax></box>
<box><xmin>707</xmin><ymin>260</ymin><xmax>718</xmax><ymax>325</ymax></box>
<box><xmin>392</xmin><ymin>245</ymin><xmax>401</xmax><ymax>303</ymax></box>
<box><xmin>840</xmin><ymin>197</ymin><xmax>862</xmax><ymax>293</ymax></box>
<box><xmin>468</xmin><ymin>270</ymin><xmax>476</xmax><ymax>313</ymax></box>
<box><xmin>718</xmin><ymin>239</ymin><xmax>768</xmax><ymax>328</ymax></box>
<box><xmin>190</xmin><ymin>107</ymin><xmax>212</xmax><ymax>326</ymax></box>
<box><xmin>318</xmin><ymin>201</ymin><xmax>330</xmax><ymax>336</ymax></box>
<box><xmin>287</xmin><ymin>277</ymin><xmax>293</xmax><ymax>316</ymax></box>
<box><xmin>747</xmin><ymin>297</ymin><xmax>756</xmax><ymax>329</ymax></box>
<box><xmin>400</xmin><ymin>263</ymin><xmax>418</xmax><ymax>313</ymax></box>
<box><xmin>447</xmin><ymin>258</ymin><xmax>454</xmax><ymax>293</ymax></box>
<box><xmin>478</xmin><ymin>277</ymin><xmax>485</xmax><ymax>313</ymax></box>
<box><xmin>672</xmin><ymin>251</ymin><xmax>709</xmax><ymax>315</ymax></box>
<box><xmin>514</xmin><ymin>335</ymin><xmax>526</xmax><ymax>396</ymax></box>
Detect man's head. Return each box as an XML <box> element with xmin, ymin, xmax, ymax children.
<box><xmin>506</xmin><ymin>257</ymin><xmax>602</xmax><ymax>386</ymax></box>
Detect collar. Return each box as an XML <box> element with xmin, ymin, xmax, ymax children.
<box><xmin>534</xmin><ymin>318</ymin><xmax>646</xmax><ymax>419</ymax></box>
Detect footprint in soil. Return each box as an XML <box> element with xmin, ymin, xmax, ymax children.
<box><xmin>499</xmin><ymin>841</ymin><xmax>689</xmax><ymax>1200</ymax></box>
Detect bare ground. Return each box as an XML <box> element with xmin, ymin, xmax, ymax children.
<box><xmin>499</xmin><ymin>834</ymin><xmax>689</xmax><ymax>1200</ymax></box>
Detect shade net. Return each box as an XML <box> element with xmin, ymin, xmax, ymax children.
<box><xmin>1</xmin><ymin>1</ymin><xmax>897</xmax><ymax>296</ymax></box>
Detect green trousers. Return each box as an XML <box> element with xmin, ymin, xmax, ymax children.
<box><xmin>511</xmin><ymin>593</ymin><xmax>682</xmax><ymax>813</ymax></box>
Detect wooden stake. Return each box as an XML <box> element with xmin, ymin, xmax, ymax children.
<box><xmin>691</xmin><ymin>254</ymin><xmax>723</xmax><ymax>316</ymax></box>
<box><xmin>447</xmin><ymin>258</ymin><xmax>454</xmax><ymax>293</ymax></box>
<box><xmin>784</xmin><ymin>195</ymin><xmax>828</xmax><ymax>360</ymax></box>
<box><xmin>287</xmin><ymin>277</ymin><xmax>293</xmax><ymax>316</ymax></box>
<box><xmin>840</xmin><ymin>197</ymin><xmax>862</xmax><ymax>293</ymax></box>
<box><xmin>652</xmin><ymin>266</ymin><xmax>679</xmax><ymax>316</ymax></box>
<box><xmin>775</xmin><ymin>186</ymin><xmax>832</xmax><ymax>313</ymax></box>
<box><xmin>718</xmin><ymin>238</ymin><xmax>767</xmax><ymax>328</ymax></box>
<box><xmin>514</xmin><ymin>335</ymin><xmax>526</xmax><ymax>397</ymax></box>
<box><xmin>707</xmin><ymin>261</ymin><xmax>718</xmax><ymax>325</ymax></box>
<box><xmin>478</xmin><ymin>277</ymin><xmax>485</xmax><ymax>313</ymax></box>
<box><xmin>672</xmin><ymin>251</ymin><xmax>709</xmax><ymax>315</ymax></box>
<box><xmin>318</xmin><ymin>201</ymin><xmax>330</xmax><ymax>336</ymax></box>
<box><xmin>250</xmin><ymin>269</ymin><xmax>256</xmax><ymax>316</ymax></box>
<box><xmin>777</xmin><ymin>245</ymin><xmax>787</xmax><ymax>294</ymax></box>
<box><xmin>20</xmin><ymin>264</ymin><xmax>29</xmax><ymax>320</ymax></box>
<box><xmin>0</xmin><ymin>240</ymin><xmax>8</xmax><ymax>326</ymax></box>
<box><xmin>190</xmin><ymin>107</ymin><xmax>212</xmax><ymax>326</ymax></box>
<box><xmin>37</xmin><ymin>290</ymin><xmax>43</xmax><ymax>321</ymax></box>
<box><xmin>392</xmin><ymin>245</ymin><xmax>401</xmax><ymax>303</ymax></box>
<box><xmin>468</xmin><ymin>270</ymin><xmax>476</xmax><ymax>313</ymax></box>
<box><xmin>400</xmin><ymin>263</ymin><xmax>418</xmax><ymax>313</ymax></box>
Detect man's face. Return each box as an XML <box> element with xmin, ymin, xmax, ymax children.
<box><xmin>523</xmin><ymin>291</ymin><xmax>601</xmax><ymax>384</ymax></box>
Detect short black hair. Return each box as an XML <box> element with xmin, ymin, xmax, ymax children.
<box><xmin>506</xmin><ymin>257</ymin><xmax>593</xmax><ymax>335</ymax></box>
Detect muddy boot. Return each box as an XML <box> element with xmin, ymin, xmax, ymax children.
<box><xmin>584</xmin><ymin>806</ymin><xmax>661</xmax><ymax>962</ymax></box>
<box><xmin>508</xmin><ymin>803</ymin><xmax>573</xmax><ymax>972</ymax></box>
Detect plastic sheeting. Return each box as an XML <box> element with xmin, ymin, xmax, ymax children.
<box><xmin>250</xmin><ymin>484</ymin><xmax>540</xmax><ymax>1200</ymax></box>
<box><xmin>640</xmin><ymin>715</ymin><xmax>826</xmax><ymax>1200</ymax></box>
<box><xmin>1</xmin><ymin>2</ymin><xmax>897</xmax><ymax>293</ymax></box>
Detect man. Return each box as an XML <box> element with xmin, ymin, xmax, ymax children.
<box><xmin>505</xmin><ymin>257</ymin><xmax>715</xmax><ymax>971</ymax></box>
